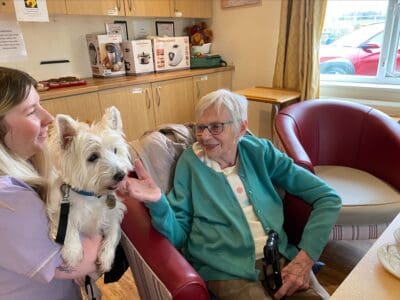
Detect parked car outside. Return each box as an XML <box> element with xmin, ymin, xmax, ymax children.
<box><xmin>319</xmin><ymin>23</ymin><xmax>399</xmax><ymax>75</ymax></box>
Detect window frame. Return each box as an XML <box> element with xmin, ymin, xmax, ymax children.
<box><xmin>320</xmin><ymin>0</ymin><xmax>400</xmax><ymax>85</ymax></box>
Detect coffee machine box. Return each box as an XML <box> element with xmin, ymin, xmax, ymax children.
<box><xmin>152</xmin><ymin>36</ymin><xmax>190</xmax><ymax>72</ymax></box>
<box><xmin>86</xmin><ymin>33</ymin><xmax>125</xmax><ymax>77</ymax></box>
<box><xmin>122</xmin><ymin>40</ymin><xmax>154</xmax><ymax>75</ymax></box>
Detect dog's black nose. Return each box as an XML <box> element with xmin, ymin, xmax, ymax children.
<box><xmin>113</xmin><ymin>171</ymin><xmax>126</xmax><ymax>182</ymax></box>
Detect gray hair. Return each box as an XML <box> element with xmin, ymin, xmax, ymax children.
<box><xmin>195</xmin><ymin>89</ymin><xmax>248</xmax><ymax>131</ymax></box>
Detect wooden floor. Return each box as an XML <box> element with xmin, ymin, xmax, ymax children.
<box><xmin>96</xmin><ymin>240</ymin><xmax>374</xmax><ymax>299</ymax></box>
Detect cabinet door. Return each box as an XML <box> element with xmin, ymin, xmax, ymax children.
<box><xmin>0</xmin><ymin>0</ymin><xmax>15</xmax><ymax>15</ymax></box>
<box><xmin>41</xmin><ymin>93</ymin><xmax>102</xmax><ymax>124</ymax></box>
<box><xmin>66</xmin><ymin>0</ymin><xmax>124</xmax><ymax>16</ymax></box>
<box><xmin>152</xmin><ymin>77</ymin><xmax>194</xmax><ymax>126</ymax></box>
<box><xmin>0</xmin><ymin>0</ymin><xmax>66</xmax><ymax>15</ymax></box>
<box><xmin>47</xmin><ymin>0</ymin><xmax>67</xmax><ymax>14</ymax></box>
<box><xmin>124</xmin><ymin>0</ymin><xmax>171</xmax><ymax>17</ymax></box>
<box><xmin>174</xmin><ymin>0</ymin><xmax>212</xmax><ymax>18</ymax></box>
<box><xmin>193</xmin><ymin>70</ymin><xmax>233</xmax><ymax>105</ymax></box>
<box><xmin>98</xmin><ymin>84</ymin><xmax>156</xmax><ymax>141</ymax></box>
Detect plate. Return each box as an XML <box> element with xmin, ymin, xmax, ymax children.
<box><xmin>394</xmin><ymin>227</ymin><xmax>400</xmax><ymax>244</ymax></box>
<box><xmin>377</xmin><ymin>243</ymin><xmax>400</xmax><ymax>279</ymax></box>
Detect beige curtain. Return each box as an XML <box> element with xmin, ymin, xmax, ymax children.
<box><xmin>273</xmin><ymin>0</ymin><xmax>327</xmax><ymax>100</ymax></box>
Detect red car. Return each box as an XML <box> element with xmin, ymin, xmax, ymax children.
<box><xmin>319</xmin><ymin>23</ymin><xmax>399</xmax><ymax>75</ymax></box>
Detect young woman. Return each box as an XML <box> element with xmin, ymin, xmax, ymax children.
<box><xmin>0</xmin><ymin>67</ymin><xmax>101</xmax><ymax>299</ymax></box>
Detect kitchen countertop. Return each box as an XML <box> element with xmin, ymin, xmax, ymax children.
<box><xmin>39</xmin><ymin>66</ymin><xmax>234</xmax><ymax>100</ymax></box>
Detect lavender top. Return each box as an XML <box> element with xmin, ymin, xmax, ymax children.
<box><xmin>0</xmin><ymin>176</ymin><xmax>81</xmax><ymax>300</ymax></box>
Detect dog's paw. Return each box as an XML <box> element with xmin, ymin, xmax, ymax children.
<box><xmin>61</xmin><ymin>245</ymin><xmax>84</xmax><ymax>268</ymax></box>
<box><xmin>97</xmin><ymin>246</ymin><xmax>115</xmax><ymax>273</ymax></box>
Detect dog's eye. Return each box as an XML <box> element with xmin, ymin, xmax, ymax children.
<box><xmin>114</xmin><ymin>148</ymin><xmax>117</xmax><ymax>154</ymax></box>
<box><xmin>87</xmin><ymin>153</ymin><xmax>99</xmax><ymax>162</ymax></box>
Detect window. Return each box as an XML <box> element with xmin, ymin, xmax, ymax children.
<box><xmin>320</xmin><ymin>0</ymin><xmax>400</xmax><ymax>85</ymax></box>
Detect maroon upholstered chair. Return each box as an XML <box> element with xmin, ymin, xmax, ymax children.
<box><xmin>121</xmin><ymin>198</ymin><xmax>209</xmax><ymax>300</ymax></box>
<box><xmin>275</xmin><ymin>99</ymin><xmax>400</xmax><ymax>240</ymax></box>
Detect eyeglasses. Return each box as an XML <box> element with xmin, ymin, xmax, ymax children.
<box><xmin>194</xmin><ymin>121</ymin><xmax>234</xmax><ymax>136</ymax></box>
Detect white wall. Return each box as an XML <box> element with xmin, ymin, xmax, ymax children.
<box><xmin>211</xmin><ymin>0</ymin><xmax>281</xmax><ymax>90</ymax></box>
<box><xmin>1</xmin><ymin>14</ymin><xmax>193</xmax><ymax>80</ymax></box>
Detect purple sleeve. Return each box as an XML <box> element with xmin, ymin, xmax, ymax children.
<box><xmin>0</xmin><ymin>177</ymin><xmax>63</xmax><ymax>283</ymax></box>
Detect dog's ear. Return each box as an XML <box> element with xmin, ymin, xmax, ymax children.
<box><xmin>103</xmin><ymin>106</ymin><xmax>123</xmax><ymax>132</ymax></box>
<box><xmin>55</xmin><ymin>115</ymin><xmax>77</xmax><ymax>150</ymax></box>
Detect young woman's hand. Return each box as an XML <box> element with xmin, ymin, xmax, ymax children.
<box><xmin>117</xmin><ymin>159</ymin><xmax>162</xmax><ymax>203</ymax></box>
<box><xmin>55</xmin><ymin>234</ymin><xmax>102</xmax><ymax>280</ymax></box>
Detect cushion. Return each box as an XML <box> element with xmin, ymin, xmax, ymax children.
<box><xmin>315</xmin><ymin>166</ymin><xmax>400</xmax><ymax>225</ymax></box>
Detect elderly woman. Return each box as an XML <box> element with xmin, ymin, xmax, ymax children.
<box><xmin>121</xmin><ymin>89</ymin><xmax>341</xmax><ymax>299</ymax></box>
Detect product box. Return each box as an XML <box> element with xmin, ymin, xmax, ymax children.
<box><xmin>122</xmin><ymin>40</ymin><xmax>154</xmax><ymax>75</ymax></box>
<box><xmin>86</xmin><ymin>33</ymin><xmax>125</xmax><ymax>77</ymax></box>
<box><xmin>152</xmin><ymin>36</ymin><xmax>190</xmax><ymax>72</ymax></box>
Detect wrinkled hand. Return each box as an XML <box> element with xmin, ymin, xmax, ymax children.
<box><xmin>117</xmin><ymin>159</ymin><xmax>162</xmax><ymax>203</ymax></box>
<box><xmin>274</xmin><ymin>250</ymin><xmax>314</xmax><ymax>299</ymax></box>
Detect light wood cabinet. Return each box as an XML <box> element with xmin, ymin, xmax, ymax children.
<box><xmin>41</xmin><ymin>92</ymin><xmax>103</xmax><ymax>124</ymax></box>
<box><xmin>65</xmin><ymin>0</ymin><xmax>124</xmax><ymax>16</ymax></box>
<box><xmin>193</xmin><ymin>70</ymin><xmax>233</xmax><ymax>105</ymax></box>
<box><xmin>65</xmin><ymin>0</ymin><xmax>211</xmax><ymax>17</ymax></box>
<box><xmin>98</xmin><ymin>84</ymin><xmax>156</xmax><ymax>140</ymax></box>
<box><xmin>152</xmin><ymin>77</ymin><xmax>194</xmax><ymax>126</ymax></box>
<box><xmin>98</xmin><ymin>77</ymin><xmax>194</xmax><ymax>140</ymax></box>
<box><xmin>173</xmin><ymin>0</ymin><xmax>212</xmax><ymax>18</ymax></box>
<box><xmin>47</xmin><ymin>0</ymin><xmax>67</xmax><ymax>14</ymax></box>
<box><xmin>124</xmin><ymin>0</ymin><xmax>171</xmax><ymax>17</ymax></box>
<box><xmin>0</xmin><ymin>0</ymin><xmax>67</xmax><ymax>15</ymax></box>
<box><xmin>0</xmin><ymin>0</ymin><xmax>14</xmax><ymax>14</ymax></box>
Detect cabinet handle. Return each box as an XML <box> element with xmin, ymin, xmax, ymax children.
<box><xmin>145</xmin><ymin>88</ymin><xmax>151</xmax><ymax>109</ymax></box>
<box><xmin>128</xmin><ymin>0</ymin><xmax>133</xmax><ymax>12</ymax></box>
<box><xmin>195</xmin><ymin>81</ymin><xmax>201</xmax><ymax>99</ymax></box>
<box><xmin>116</xmin><ymin>0</ymin><xmax>121</xmax><ymax>11</ymax></box>
<box><xmin>156</xmin><ymin>86</ymin><xmax>161</xmax><ymax>106</ymax></box>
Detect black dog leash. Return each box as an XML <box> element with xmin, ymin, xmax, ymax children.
<box><xmin>55</xmin><ymin>184</ymin><xmax>70</xmax><ymax>244</ymax></box>
<box><xmin>55</xmin><ymin>183</ymin><xmax>96</xmax><ymax>300</ymax></box>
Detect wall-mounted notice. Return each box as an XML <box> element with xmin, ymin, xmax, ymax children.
<box><xmin>14</xmin><ymin>0</ymin><xmax>49</xmax><ymax>22</ymax></box>
<box><xmin>0</xmin><ymin>20</ymin><xmax>27</xmax><ymax>62</ymax></box>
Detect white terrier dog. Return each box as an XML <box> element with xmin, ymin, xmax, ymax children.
<box><xmin>47</xmin><ymin>106</ymin><xmax>131</xmax><ymax>274</ymax></box>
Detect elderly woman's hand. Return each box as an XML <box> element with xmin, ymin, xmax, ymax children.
<box><xmin>274</xmin><ymin>250</ymin><xmax>314</xmax><ymax>299</ymax></box>
<box><xmin>117</xmin><ymin>159</ymin><xmax>162</xmax><ymax>203</ymax></box>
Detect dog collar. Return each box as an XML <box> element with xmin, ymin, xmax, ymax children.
<box><xmin>70</xmin><ymin>187</ymin><xmax>98</xmax><ymax>197</ymax></box>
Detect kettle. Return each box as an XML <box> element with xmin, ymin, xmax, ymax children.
<box><xmin>168</xmin><ymin>44</ymin><xmax>183</xmax><ymax>66</ymax></box>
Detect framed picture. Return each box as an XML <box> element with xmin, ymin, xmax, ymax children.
<box><xmin>113</xmin><ymin>20</ymin><xmax>128</xmax><ymax>40</ymax></box>
<box><xmin>221</xmin><ymin>0</ymin><xmax>261</xmax><ymax>9</ymax></box>
<box><xmin>156</xmin><ymin>21</ymin><xmax>175</xmax><ymax>37</ymax></box>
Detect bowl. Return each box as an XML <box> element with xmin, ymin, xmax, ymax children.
<box><xmin>191</xmin><ymin>43</ymin><xmax>212</xmax><ymax>55</ymax></box>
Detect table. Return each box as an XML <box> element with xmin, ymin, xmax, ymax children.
<box><xmin>235</xmin><ymin>87</ymin><xmax>300</xmax><ymax>143</ymax></box>
<box><xmin>331</xmin><ymin>213</ymin><xmax>400</xmax><ymax>299</ymax></box>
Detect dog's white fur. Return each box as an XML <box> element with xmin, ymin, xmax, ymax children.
<box><xmin>47</xmin><ymin>106</ymin><xmax>131</xmax><ymax>273</ymax></box>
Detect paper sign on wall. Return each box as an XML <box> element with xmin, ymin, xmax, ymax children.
<box><xmin>0</xmin><ymin>20</ymin><xmax>27</xmax><ymax>62</ymax></box>
<box><xmin>14</xmin><ymin>0</ymin><xmax>49</xmax><ymax>22</ymax></box>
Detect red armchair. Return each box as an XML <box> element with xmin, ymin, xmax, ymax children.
<box><xmin>121</xmin><ymin>198</ymin><xmax>209</xmax><ymax>300</ymax></box>
<box><xmin>275</xmin><ymin>99</ymin><xmax>400</xmax><ymax>240</ymax></box>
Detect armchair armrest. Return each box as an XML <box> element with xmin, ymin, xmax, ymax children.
<box><xmin>275</xmin><ymin>114</ymin><xmax>314</xmax><ymax>173</ymax></box>
<box><xmin>121</xmin><ymin>196</ymin><xmax>209</xmax><ymax>300</ymax></box>
<box><xmin>360</xmin><ymin>110</ymin><xmax>400</xmax><ymax>189</ymax></box>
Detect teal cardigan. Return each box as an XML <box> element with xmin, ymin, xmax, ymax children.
<box><xmin>147</xmin><ymin>135</ymin><xmax>341</xmax><ymax>281</ymax></box>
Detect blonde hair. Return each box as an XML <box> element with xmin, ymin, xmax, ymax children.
<box><xmin>0</xmin><ymin>67</ymin><xmax>49</xmax><ymax>200</ymax></box>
